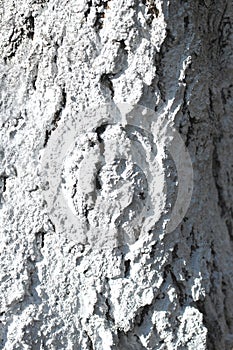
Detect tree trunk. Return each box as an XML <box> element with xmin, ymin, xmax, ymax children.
<box><xmin>0</xmin><ymin>0</ymin><xmax>232</xmax><ymax>349</ymax></box>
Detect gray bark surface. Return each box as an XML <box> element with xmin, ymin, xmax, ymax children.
<box><xmin>0</xmin><ymin>0</ymin><xmax>233</xmax><ymax>349</ymax></box>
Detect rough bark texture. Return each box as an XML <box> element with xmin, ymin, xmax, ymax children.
<box><xmin>0</xmin><ymin>0</ymin><xmax>233</xmax><ymax>349</ymax></box>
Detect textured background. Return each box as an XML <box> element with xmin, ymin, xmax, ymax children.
<box><xmin>0</xmin><ymin>0</ymin><xmax>233</xmax><ymax>349</ymax></box>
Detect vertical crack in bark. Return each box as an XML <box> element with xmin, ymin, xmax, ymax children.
<box><xmin>142</xmin><ymin>0</ymin><xmax>159</xmax><ymax>26</ymax></box>
<box><xmin>25</xmin><ymin>14</ymin><xmax>35</xmax><ymax>40</ymax></box>
<box><xmin>84</xmin><ymin>1</ymin><xmax>93</xmax><ymax>19</ymax></box>
<box><xmin>84</xmin><ymin>0</ymin><xmax>110</xmax><ymax>30</ymax></box>
<box><xmin>85</xmin><ymin>331</ymin><xmax>94</xmax><ymax>350</ymax></box>
<box><xmin>100</xmin><ymin>73</ymin><xmax>115</xmax><ymax>99</ymax></box>
<box><xmin>212</xmin><ymin>138</ymin><xmax>233</xmax><ymax>241</ymax></box>
<box><xmin>43</xmin><ymin>87</ymin><xmax>67</xmax><ymax>147</ymax></box>
<box><xmin>154</xmin><ymin>28</ymin><xmax>178</xmax><ymax>104</ymax></box>
<box><xmin>3</xmin><ymin>14</ymin><xmax>35</xmax><ymax>62</ymax></box>
<box><xmin>124</xmin><ymin>259</ymin><xmax>131</xmax><ymax>278</ymax></box>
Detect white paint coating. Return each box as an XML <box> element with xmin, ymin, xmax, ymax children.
<box><xmin>0</xmin><ymin>0</ymin><xmax>233</xmax><ymax>349</ymax></box>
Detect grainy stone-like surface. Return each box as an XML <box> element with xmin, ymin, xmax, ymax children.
<box><xmin>0</xmin><ymin>0</ymin><xmax>233</xmax><ymax>349</ymax></box>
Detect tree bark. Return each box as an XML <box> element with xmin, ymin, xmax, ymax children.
<box><xmin>0</xmin><ymin>0</ymin><xmax>233</xmax><ymax>349</ymax></box>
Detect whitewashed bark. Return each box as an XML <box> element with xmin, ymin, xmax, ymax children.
<box><xmin>0</xmin><ymin>0</ymin><xmax>233</xmax><ymax>349</ymax></box>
